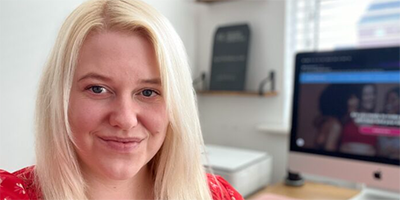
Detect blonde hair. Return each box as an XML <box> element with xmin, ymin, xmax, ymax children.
<box><xmin>35</xmin><ymin>0</ymin><xmax>212</xmax><ymax>199</ymax></box>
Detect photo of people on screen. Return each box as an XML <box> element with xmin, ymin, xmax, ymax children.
<box><xmin>296</xmin><ymin>83</ymin><xmax>400</xmax><ymax>159</ymax></box>
<box><xmin>378</xmin><ymin>87</ymin><xmax>400</xmax><ymax>160</ymax></box>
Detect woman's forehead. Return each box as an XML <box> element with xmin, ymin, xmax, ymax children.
<box><xmin>75</xmin><ymin>30</ymin><xmax>160</xmax><ymax>84</ymax></box>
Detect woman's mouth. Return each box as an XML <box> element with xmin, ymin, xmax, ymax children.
<box><xmin>98</xmin><ymin>136</ymin><xmax>144</xmax><ymax>153</ymax></box>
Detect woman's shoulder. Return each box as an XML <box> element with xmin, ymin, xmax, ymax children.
<box><xmin>206</xmin><ymin>173</ymin><xmax>244</xmax><ymax>200</ymax></box>
<box><xmin>0</xmin><ymin>166</ymin><xmax>39</xmax><ymax>200</ymax></box>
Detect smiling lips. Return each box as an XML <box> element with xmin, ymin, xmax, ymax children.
<box><xmin>98</xmin><ymin>136</ymin><xmax>143</xmax><ymax>153</ymax></box>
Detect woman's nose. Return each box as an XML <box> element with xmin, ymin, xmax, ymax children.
<box><xmin>109</xmin><ymin>97</ymin><xmax>138</xmax><ymax>131</ymax></box>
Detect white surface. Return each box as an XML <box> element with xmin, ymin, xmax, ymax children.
<box><xmin>203</xmin><ymin>144</ymin><xmax>272</xmax><ymax>197</ymax></box>
<box><xmin>0</xmin><ymin>0</ymin><xmax>198</xmax><ymax>172</ymax></box>
<box><xmin>204</xmin><ymin>144</ymin><xmax>269</xmax><ymax>172</ymax></box>
<box><xmin>350</xmin><ymin>186</ymin><xmax>400</xmax><ymax>200</ymax></box>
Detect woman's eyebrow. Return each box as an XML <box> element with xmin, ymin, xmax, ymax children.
<box><xmin>78</xmin><ymin>73</ymin><xmax>161</xmax><ymax>85</ymax></box>
<box><xmin>78</xmin><ymin>73</ymin><xmax>112</xmax><ymax>82</ymax></box>
<box><xmin>140</xmin><ymin>78</ymin><xmax>161</xmax><ymax>85</ymax></box>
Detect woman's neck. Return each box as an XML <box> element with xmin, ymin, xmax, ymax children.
<box><xmin>83</xmin><ymin>166</ymin><xmax>154</xmax><ymax>200</ymax></box>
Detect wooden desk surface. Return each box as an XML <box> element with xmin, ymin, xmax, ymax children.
<box><xmin>247</xmin><ymin>181</ymin><xmax>360</xmax><ymax>200</ymax></box>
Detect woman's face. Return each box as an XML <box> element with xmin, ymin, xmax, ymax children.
<box><xmin>68</xmin><ymin>30</ymin><xmax>168</xmax><ymax>180</ymax></box>
<box><xmin>361</xmin><ymin>85</ymin><xmax>376</xmax><ymax>112</ymax></box>
<box><xmin>386</xmin><ymin>91</ymin><xmax>400</xmax><ymax>114</ymax></box>
<box><xmin>347</xmin><ymin>94</ymin><xmax>359</xmax><ymax>113</ymax></box>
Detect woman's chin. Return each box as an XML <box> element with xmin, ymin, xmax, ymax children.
<box><xmin>102</xmin><ymin>165</ymin><xmax>145</xmax><ymax>180</ymax></box>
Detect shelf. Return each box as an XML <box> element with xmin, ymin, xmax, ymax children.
<box><xmin>257</xmin><ymin>123</ymin><xmax>289</xmax><ymax>135</ymax></box>
<box><xmin>197</xmin><ymin>90</ymin><xmax>277</xmax><ymax>97</ymax></box>
<box><xmin>197</xmin><ymin>0</ymin><xmax>234</xmax><ymax>2</ymax></box>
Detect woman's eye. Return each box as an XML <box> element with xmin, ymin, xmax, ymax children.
<box><xmin>89</xmin><ymin>86</ymin><xmax>107</xmax><ymax>94</ymax></box>
<box><xmin>141</xmin><ymin>89</ymin><xmax>157</xmax><ymax>97</ymax></box>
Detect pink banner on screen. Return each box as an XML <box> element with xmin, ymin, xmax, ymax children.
<box><xmin>359</xmin><ymin>126</ymin><xmax>400</xmax><ymax>136</ymax></box>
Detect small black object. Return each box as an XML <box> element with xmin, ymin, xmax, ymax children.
<box><xmin>373</xmin><ymin>170</ymin><xmax>381</xmax><ymax>180</ymax></box>
<box><xmin>285</xmin><ymin>171</ymin><xmax>304</xmax><ymax>187</ymax></box>
<box><xmin>258</xmin><ymin>70</ymin><xmax>275</xmax><ymax>96</ymax></box>
<box><xmin>193</xmin><ymin>72</ymin><xmax>207</xmax><ymax>91</ymax></box>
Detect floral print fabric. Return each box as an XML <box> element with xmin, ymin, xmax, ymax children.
<box><xmin>0</xmin><ymin>167</ymin><xmax>243</xmax><ymax>200</ymax></box>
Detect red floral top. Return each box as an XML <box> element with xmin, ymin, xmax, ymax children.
<box><xmin>0</xmin><ymin>167</ymin><xmax>243</xmax><ymax>200</ymax></box>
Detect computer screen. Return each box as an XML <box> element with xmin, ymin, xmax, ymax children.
<box><xmin>289</xmin><ymin>46</ymin><xmax>400</xmax><ymax>193</ymax></box>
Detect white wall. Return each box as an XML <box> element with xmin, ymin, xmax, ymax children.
<box><xmin>0</xmin><ymin>0</ymin><xmax>198</xmax><ymax>171</ymax></box>
<box><xmin>195</xmin><ymin>0</ymin><xmax>288</xmax><ymax>184</ymax></box>
<box><xmin>0</xmin><ymin>0</ymin><xmax>85</xmax><ymax>171</ymax></box>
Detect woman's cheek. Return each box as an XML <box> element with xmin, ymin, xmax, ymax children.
<box><xmin>69</xmin><ymin>97</ymin><xmax>106</xmax><ymax>134</ymax></box>
<box><xmin>140</xmin><ymin>104</ymin><xmax>169</xmax><ymax>135</ymax></box>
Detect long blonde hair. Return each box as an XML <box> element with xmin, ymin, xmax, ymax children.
<box><xmin>35</xmin><ymin>0</ymin><xmax>211</xmax><ymax>199</ymax></box>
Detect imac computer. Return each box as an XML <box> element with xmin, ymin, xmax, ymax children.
<box><xmin>289</xmin><ymin>46</ymin><xmax>400</xmax><ymax>199</ymax></box>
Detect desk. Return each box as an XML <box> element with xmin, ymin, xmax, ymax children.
<box><xmin>247</xmin><ymin>181</ymin><xmax>360</xmax><ymax>200</ymax></box>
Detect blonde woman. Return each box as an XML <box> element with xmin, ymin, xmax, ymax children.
<box><xmin>0</xmin><ymin>0</ymin><xmax>243</xmax><ymax>199</ymax></box>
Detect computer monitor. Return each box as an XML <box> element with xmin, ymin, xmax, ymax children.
<box><xmin>289</xmin><ymin>46</ymin><xmax>400</xmax><ymax>198</ymax></box>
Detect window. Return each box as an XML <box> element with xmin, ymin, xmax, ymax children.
<box><xmin>292</xmin><ymin>0</ymin><xmax>400</xmax><ymax>52</ymax></box>
<box><xmin>282</xmin><ymin>0</ymin><xmax>400</xmax><ymax>129</ymax></box>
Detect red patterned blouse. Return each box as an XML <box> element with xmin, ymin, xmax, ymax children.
<box><xmin>0</xmin><ymin>166</ymin><xmax>243</xmax><ymax>200</ymax></box>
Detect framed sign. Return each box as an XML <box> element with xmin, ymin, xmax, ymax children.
<box><xmin>209</xmin><ymin>24</ymin><xmax>250</xmax><ymax>91</ymax></box>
